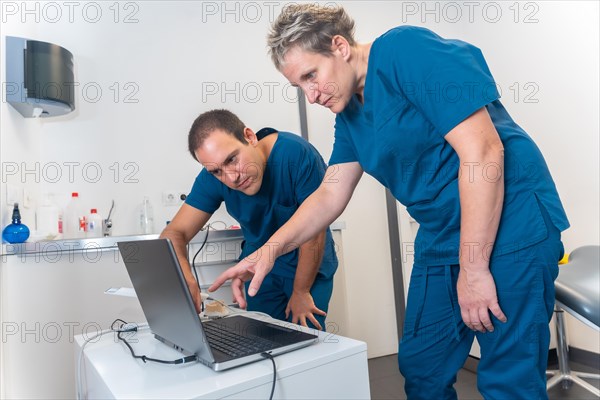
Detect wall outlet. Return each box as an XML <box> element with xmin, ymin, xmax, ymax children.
<box><xmin>162</xmin><ymin>191</ymin><xmax>185</xmax><ymax>206</ymax></box>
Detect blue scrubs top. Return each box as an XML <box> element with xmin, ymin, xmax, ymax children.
<box><xmin>330</xmin><ymin>26</ymin><xmax>569</xmax><ymax>265</ymax></box>
<box><xmin>186</xmin><ymin>132</ymin><xmax>338</xmax><ymax>279</ymax></box>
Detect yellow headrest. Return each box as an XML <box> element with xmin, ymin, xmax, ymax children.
<box><xmin>559</xmin><ymin>253</ymin><xmax>570</xmax><ymax>265</ymax></box>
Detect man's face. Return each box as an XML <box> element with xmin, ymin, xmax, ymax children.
<box><xmin>194</xmin><ymin>129</ymin><xmax>264</xmax><ymax>196</ymax></box>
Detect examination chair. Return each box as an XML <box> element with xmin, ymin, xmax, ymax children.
<box><xmin>546</xmin><ymin>245</ymin><xmax>600</xmax><ymax>396</ymax></box>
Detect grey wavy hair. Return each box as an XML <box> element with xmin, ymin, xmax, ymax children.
<box><xmin>267</xmin><ymin>3</ymin><xmax>356</xmax><ymax>70</ymax></box>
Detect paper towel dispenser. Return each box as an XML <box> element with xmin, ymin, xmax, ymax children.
<box><xmin>5</xmin><ymin>36</ymin><xmax>75</xmax><ymax>118</ymax></box>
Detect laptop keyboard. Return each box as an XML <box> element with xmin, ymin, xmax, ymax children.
<box><xmin>203</xmin><ymin>321</ymin><xmax>277</xmax><ymax>358</ymax></box>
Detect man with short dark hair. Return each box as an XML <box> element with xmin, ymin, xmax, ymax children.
<box><xmin>160</xmin><ymin>109</ymin><xmax>337</xmax><ymax>330</ymax></box>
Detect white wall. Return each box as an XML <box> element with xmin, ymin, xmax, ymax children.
<box><xmin>1</xmin><ymin>1</ymin><xmax>301</xmax><ymax>235</ymax></box>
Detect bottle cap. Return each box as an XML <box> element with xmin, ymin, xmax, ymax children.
<box><xmin>11</xmin><ymin>203</ymin><xmax>21</xmax><ymax>222</ymax></box>
<box><xmin>90</xmin><ymin>209</ymin><xmax>97</xmax><ymax>213</ymax></box>
<box><xmin>72</xmin><ymin>192</ymin><xmax>79</xmax><ymax>197</ymax></box>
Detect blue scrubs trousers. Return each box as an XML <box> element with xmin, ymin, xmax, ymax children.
<box><xmin>399</xmin><ymin>204</ymin><xmax>563</xmax><ymax>399</ymax></box>
<box><xmin>245</xmin><ymin>273</ymin><xmax>334</xmax><ymax>331</ymax></box>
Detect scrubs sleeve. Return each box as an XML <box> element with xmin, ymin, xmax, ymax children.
<box><xmin>385</xmin><ymin>27</ymin><xmax>500</xmax><ymax>137</ymax></box>
<box><xmin>293</xmin><ymin>146</ymin><xmax>328</xmax><ymax>204</ymax></box>
<box><xmin>329</xmin><ymin>115</ymin><xmax>359</xmax><ymax>165</ymax></box>
<box><xmin>184</xmin><ymin>169</ymin><xmax>224</xmax><ymax>214</ymax></box>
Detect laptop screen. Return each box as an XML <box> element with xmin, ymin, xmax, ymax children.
<box><xmin>118</xmin><ymin>239</ymin><xmax>215</xmax><ymax>363</ymax></box>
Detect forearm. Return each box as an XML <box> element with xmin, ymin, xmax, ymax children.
<box><xmin>271</xmin><ymin>187</ymin><xmax>342</xmax><ymax>259</ymax></box>
<box><xmin>458</xmin><ymin>149</ymin><xmax>504</xmax><ymax>270</ymax></box>
<box><xmin>160</xmin><ymin>227</ymin><xmax>196</xmax><ymax>283</ymax></box>
<box><xmin>293</xmin><ymin>230</ymin><xmax>326</xmax><ymax>293</ymax></box>
<box><xmin>210</xmin><ymin>164</ymin><xmax>361</xmax><ymax>299</ymax></box>
<box><xmin>266</xmin><ymin>163</ymin><xmax>362</xmax><ymax>260</ymax></box>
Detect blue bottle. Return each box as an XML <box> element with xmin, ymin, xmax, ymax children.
<box><xmin>2</xmin><ymin>203</ymin><xmax>30</xmax><ymax>244</ymax></box>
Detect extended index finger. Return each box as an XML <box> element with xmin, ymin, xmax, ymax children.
<box><xmin>208</xmin><ymin>264</ymin><xmax>246</xmax><ymax>292</ymax></box>
<box><xmin>246</xmin><ymin>269</ymin><xmax>267</xmax><ymax>297</ymax></box>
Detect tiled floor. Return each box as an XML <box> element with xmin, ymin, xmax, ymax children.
<box><xmin>368</xmin><ymin>354</ymin><xmax>600</xmax><ymax>399</ymax></box>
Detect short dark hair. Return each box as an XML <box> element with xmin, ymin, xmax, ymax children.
<box><xmin>188</xmin><ymin>109</ymin><xmax>247</xmax><ymax>161</ymax></box>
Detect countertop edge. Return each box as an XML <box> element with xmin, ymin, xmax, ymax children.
<box><xmin>1</xmin><ymin>222</ymin><xmax>346</xmax><ymax>256</ymax></box>
<box><xmin>1</xmin><ymin>230</ymin><xmax>242</xmax><ymax>256</ymax></box>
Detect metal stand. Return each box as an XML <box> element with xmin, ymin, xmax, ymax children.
<box><xmin>546</xmin><ymin>307</ymin><xmax>600</xmax><ymax>396</ymax></box>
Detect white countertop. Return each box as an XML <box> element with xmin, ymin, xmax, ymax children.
<box><xmin>75</xmin><ymin>314</ymin><xmax>367</xmax><ymax>399</ymax></box>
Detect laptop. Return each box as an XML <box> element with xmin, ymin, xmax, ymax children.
<box><xmin>117</xmin><ymin>238</ymin><xmax>318</xmax><ymax>371</ymax></box>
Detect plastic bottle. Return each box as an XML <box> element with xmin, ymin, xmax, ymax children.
<box><xmin>86</xmin><ymin>209</ymin><xmax>103</xmax><ymax>238</ymax></box>
<box><xmin>2</xmin><ymin>203</ymin><xmax>30</xmax><ymax>243</ymax></box>
<box><xmin>63</xmin><ymin>192</ymin><xmax>86</xmax><ymax>239</ymax></box>
<box><xmin>139</xmin><ymin>196</ymin><xmax>155</xmax><ymax>234</ymax></box>
<box><xmin>36</xmin><ymin>195</ymin><xmax>60</xmax><ymax>239</ymax></box>
<box><xmin>58</xmin><ymin>211</ymin><xmax>63</xmax><ymax>237</ymax></box>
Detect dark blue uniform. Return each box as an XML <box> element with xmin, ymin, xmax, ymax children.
<box><xmin>330</xmin><ymin>26</ymin><xmax>569</xmax><ymax>399</ymax></box>
<box><xmin>186</xmin><ymin>131</ymin><xmax>338</xmax><ymax>330</ymax></box>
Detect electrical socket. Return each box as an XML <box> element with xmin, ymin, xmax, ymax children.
<box><xmin>162</xmin><ymin>191</ymin><xmax>185</xmax><ymax>206</ymax></box>
<box><xmin>5</xmin><ymin>184</ymin><xmax>23</xmax><ymax>206</ymax></box>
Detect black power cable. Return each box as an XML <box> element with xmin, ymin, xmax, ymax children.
<box><xmin>110</xmin><ymin>320</ymin><xmax>276</xmax><ymax>399</ymax></box>
<box><xmin>118</xmin><ymin>331</ymin><xmax>197</xmax><ymax>364</ymax></box>
<box><xmin>192</xmin><ymin>224</ymin><xmax>210</xmax><ymax>292</ymax></box>
<box><xmin>261</xmin><ymin>352</ymin><xmax>277</xmax><ymax>400</ymax></box>
<box><xmin>112</xmin><ymin>319</ymin><xmax>197</xmax><ymax>365</ymax></box>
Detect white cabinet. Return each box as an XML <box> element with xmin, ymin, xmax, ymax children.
<box><xmin>0</xmin><ymin>233</ymin><xmax>242</xmax><ymax>399</ymax></box>
<box><xmin>0</xmin><ymin>229</ymin><xmax>351</xmax><ymax>399</ymax></box>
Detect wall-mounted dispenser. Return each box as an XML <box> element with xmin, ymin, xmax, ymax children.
<box><xmin>5</xmin><ymin>36</ymin><xmax>75</xmax><ymax>118</ymax></box>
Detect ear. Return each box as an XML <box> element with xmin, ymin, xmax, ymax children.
<box><xmin>243</xmin><ymin>127</ymin><xmax>258</xmax><ymax>146</ymax></box>
<box><xmin>331</xmin><ymin>35</ymin><xmax>351</xmax><ymax>61</ymax></box>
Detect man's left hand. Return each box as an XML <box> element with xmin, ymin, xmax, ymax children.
<box><xmin>285</xmin><ymin>291</ymin><xmax>326</xmax><ymax>330</ymax></box>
